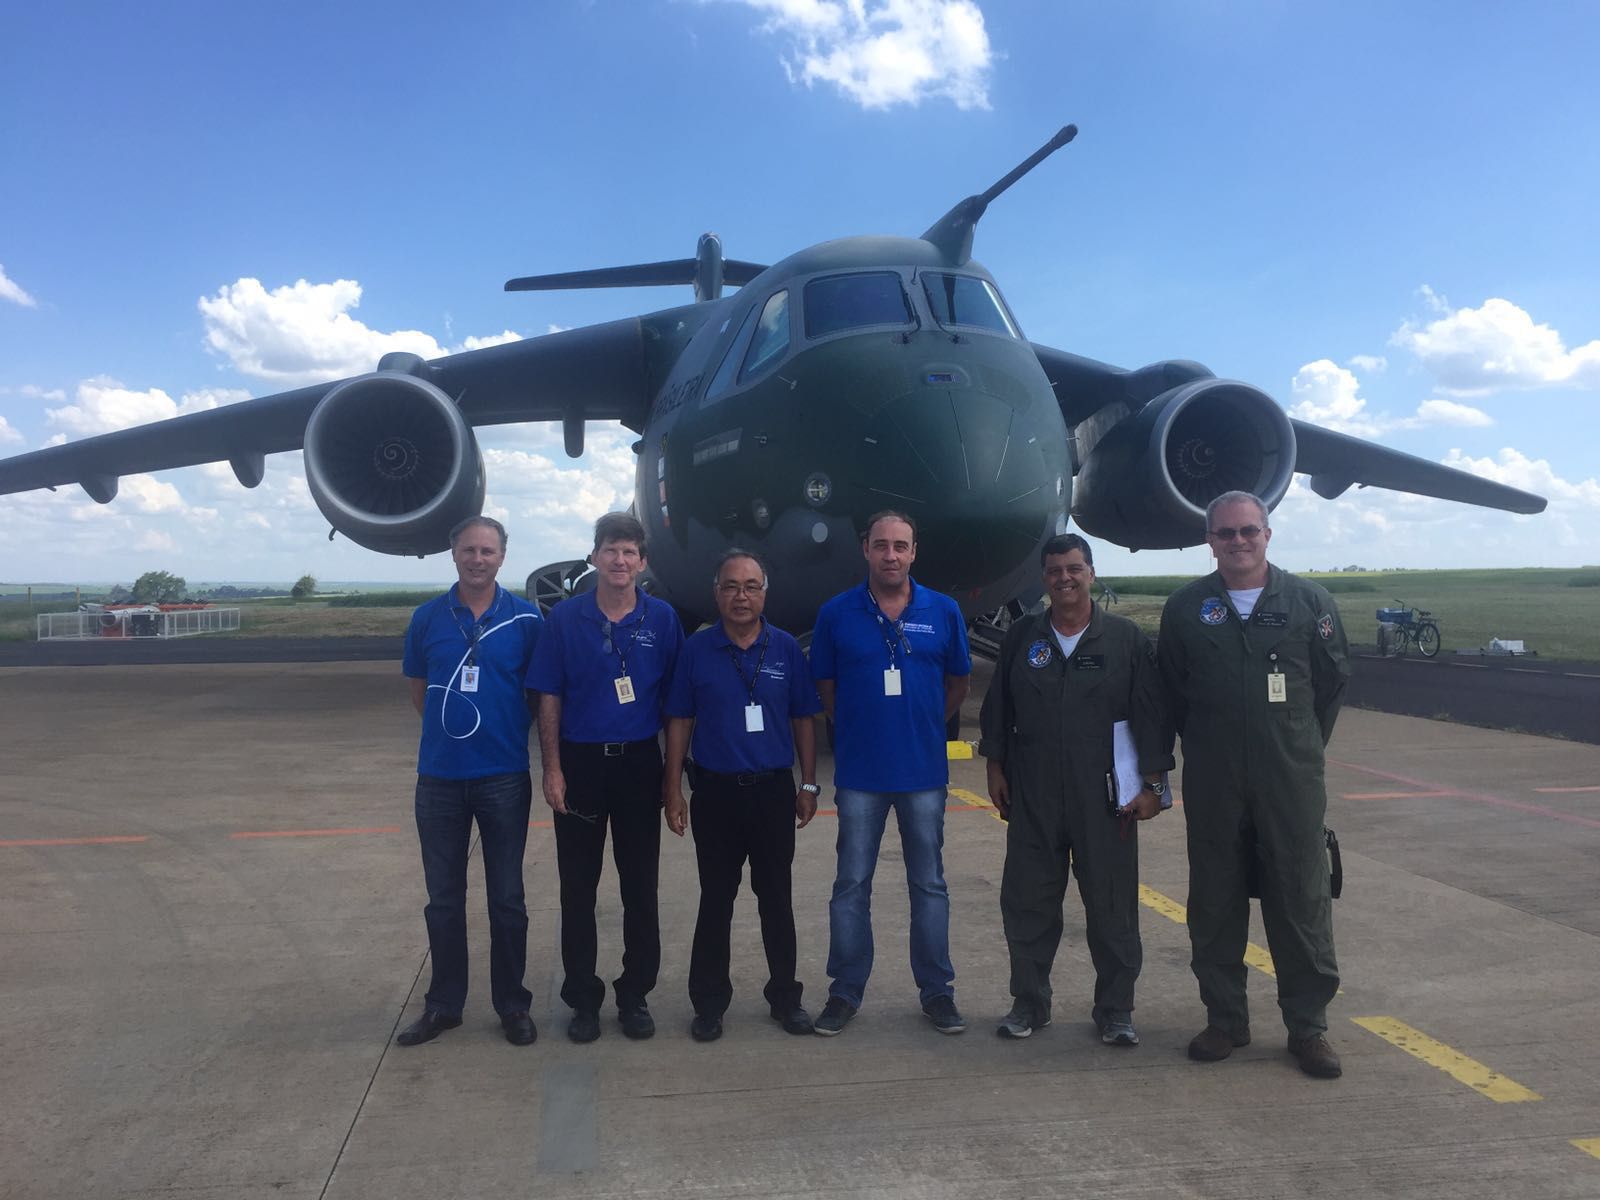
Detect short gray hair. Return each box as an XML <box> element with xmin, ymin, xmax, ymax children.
<box><xmin>1205</xmin><ymin>491</ymin><xmax>1269</xmax><ymax>530</ymax></box>
<box><xmin>449</xmin><ymin>515</ymin><xmax>507</xmax><ymax>551</ymax></box>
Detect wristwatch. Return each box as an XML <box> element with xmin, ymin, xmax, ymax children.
<box><xmin>1144</xmin><ymin>779</ymin><xmax>1167</xmax><ymax>798</ymax></box>
<box><xmin>800</xmin><ymin>783</ymin><xmax>821</xmax><ymax>795</ymax></box>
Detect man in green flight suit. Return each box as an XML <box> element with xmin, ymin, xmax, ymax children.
<box><xmin>1158</xmin><ymin>490</ymin><xmax>1350</xmax><ymax>1079</ymax></box>
<box><xmin>979</xmin><ymin>534</ymin><xmax>1173</xmax><ymax>1045</ymax></box>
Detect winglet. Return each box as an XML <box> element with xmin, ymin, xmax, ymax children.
<box><xmin>922</xmin><ymin>124</ymin><xmax>1077</xmax><ymax>264</ymax></box>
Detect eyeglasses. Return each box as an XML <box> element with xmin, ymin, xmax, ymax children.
<box><xmin>717</xmin><ymin>582</ymin><xmax>767</xmax><ymax>597</ymax></box>
<box><xmin>1208</xmin><ymin>524</ymin><xmax>1264</xmax><ymax>542</ymax></box>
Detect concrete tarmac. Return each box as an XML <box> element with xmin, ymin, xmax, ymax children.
<box><xmin>2</xmin><ymin>660</ymin><xmax>1598</xmax><ymax>1198</ymax></box>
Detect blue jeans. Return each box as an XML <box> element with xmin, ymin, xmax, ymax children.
<box><xmin>414</xmin><ymin>771</ymin><xmax>534</xmax><ymax>1018</ymax></box>
<box><xmin>827</xmin><ymin>787</ymin><xmax>955</xmax><ymax>1007</ymax></box>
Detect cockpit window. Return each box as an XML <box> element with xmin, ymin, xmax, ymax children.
<box><xmin>740</xmin><ymin>290</ymin><xmax>790</xmax><ymax>382</ymax></box>
<box><xmin>703</xmin><ymin>303</ymin><xmax>760</xmax><ymax>404</ymax></box>
<box><xmin>921</xmin><ymin>274</ymin><xmax>1019</xmax><ymax>338</ymax></box>
<box><xmin>804</xmin><ymin>272</ymin><xmax>914</xmax><ymax>338</ymax></box>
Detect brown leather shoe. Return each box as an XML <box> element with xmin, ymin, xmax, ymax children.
<box><xmin>1288</xmin><ymin>1033</ymin><xmax>1343</xmax><ymax>1078</ymax></box>
<box><xmin>1187</xmin><ymin>1024</ymin><xmax>1251</xmax><ymax>1061</ymax></box>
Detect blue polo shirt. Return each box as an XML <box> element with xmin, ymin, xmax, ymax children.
<box><xmin>403</xmin><ymin>584</ymin><xmax>543</xmax><ymax>780</ymax></box>
<box><xmin>809</xmin><ymin>578</ymin><xmax>972</xmax><ymax>792</ymax></box>
<box><xmin>525</xmin><ymin>588</ymin><xmax>683</xmax><ymax>743</ymax></box>
<box><xmin>664</xmin><ymin>618</ymin><xmax>822</xmax><ymax>775</ymax></box>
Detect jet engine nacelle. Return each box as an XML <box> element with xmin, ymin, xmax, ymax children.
<box><xmin>1072</xmin><ymin>379</ymin><xmax>1296</xmax><ymax>549</ymax></box>
<box><xmin>302</xmin><ymin>372</ymin><xmax>485</xmax><ymax>556</ymax></box>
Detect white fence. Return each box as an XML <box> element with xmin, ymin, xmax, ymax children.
<box><xmin>36</xmin><ymin>608</ymin><xmax>241</xmax><ymax>641</ymax></box>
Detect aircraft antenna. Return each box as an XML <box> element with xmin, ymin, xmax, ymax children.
<box><xmin>921</xmin><ymin>123</ymin><xmax>1077</xmax><ymax>265</ymax></box>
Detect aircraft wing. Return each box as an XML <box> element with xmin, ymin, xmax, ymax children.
<box><xmin>0</xmin><ymin>306</ymin><xmax>710</xmax><ymax>501</ymax></box>
<box><xmin>1290</xmin><ymin>419</ymin><xmax>1546</xmax><ymax>514</ymax></box>
<box><xmin>1030</xmin><ymin>341</ymin><xmax>1546</xmax><ymax>518</ymax></box>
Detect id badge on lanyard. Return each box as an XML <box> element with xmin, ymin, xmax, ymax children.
<box><xmin>615</xmin><ymin>676</ymin><xmax>636</xmax><ymax>704</ymax></box>
<box><xmin>460</xmin><ymin>665</ymin><xmax>480</xmax><ymax>693</ymax></box>
<box><xmin>883</xmin><ymin>667</ymin><xmax>902</xmax><ymax>696</ymax></box>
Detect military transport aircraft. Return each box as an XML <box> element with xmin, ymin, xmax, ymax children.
<box><xmin>0</xmin><ymin>125</ymin><xmax>1546</xmax><ymax>640</ymax></box>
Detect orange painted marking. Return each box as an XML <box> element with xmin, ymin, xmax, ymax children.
<box><xmin>230</xmin><ymin>826</ymin><xmax>402</xmax><ymax>840</ymax></box>
<box><xmin>1534</xmin><ymin>786</ymin><xmax>1600</xmax><ymax>794</ymax></box>
<box><xmin>0</xmin><ymin>835</ymin><xmax>149</xmax><ymax>847</ymax></box>
<box><xmin>1341</xmin><ymin>790</ymin><xmax>1456</xmax><ymax>800</ymax></box>
<box><xmin>1327</xmin><ymin>758</ymin><xmax>1600</xmax><ymax>831</ymax></box>
<box><xmin>529</xmin><ymin>819</ymin><xmax>554</xmax><ymax>828</ymax></box>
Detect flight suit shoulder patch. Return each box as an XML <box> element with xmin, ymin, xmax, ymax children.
<box><xmin>1318</xmin><ymin>613</ymin><xmax>1336</xmax><ymax>640</ymax></box>
<box><xmin>1025</xmin><ymin>638</ymin><xmax>1053</xmax><ymax>668</ymax></box>
<box><xmin>1199</xmin><ymin>596</ymin><xmax>1228</xmax><ymax>625</ymax></box>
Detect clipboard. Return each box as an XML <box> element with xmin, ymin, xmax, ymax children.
<box><xmin>1105</xmin><ymin>720</ymin><xmax>1171</xmax><ymax>814</ymax></box>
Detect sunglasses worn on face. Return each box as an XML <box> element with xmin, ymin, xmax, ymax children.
<box><xmin>1209</xmin><ymin>524</ymin><xmax>1264</xmax><ymax>542</ymax></box>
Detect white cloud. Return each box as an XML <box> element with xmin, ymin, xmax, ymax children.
<box><xmin>198</xmin><ymin>277</ymin><xmax>447</xmax><ymax>386</ymax></box>
<box><xmin>1289</xmin><ymin>359</ymin><xmax>1493</xmax><ymax>435</ymax></box>
<box><xmin>0</xmin><ymin>263</ymin><xmax>38</xmax><ymax>308</ymax></box>
<box><xmin>120</xmin><ymin>475</ymin><xmax>184</xmax><ymax>513</ymax></box>
<box><xmin>43</xmin><ymin>377</ymin><xmax>250</xmax><ymax>439</ymax></box>
<box><xmin>1440</xmin><ymin>446</ymin><xmax>1600</xmax><ymax>509</ymax></box>
<box><xmin>732</xmin><ymin>0</ymin><xmax>993</xmax><ymax>110</ymax></box>
<box><xmin>1392</xmin><ymin>296</ymin><xmax>1600</xmax><ymax>395</ymax></box>
<box><xmin>1413</xmin><ymin>399</ymin><xmax>1492</xmax><ymax>428</ymax></box>
<box><xmin>457</xmin><ymin>330</ymin><xmax>523</xmax><ymax>352</ymax></box>
<box><xmin>1347</xmin><ymin>354</ymin><xmax>1387</xmax><ymax>373</ymax></box>
<box><xmin>1289</xmin><ymin>359</ymin><xmax>1381</xmax><ymax>437</ymax></box>
<box><xmin>0</xmin><ymin>416</ymin><xmax>22</xmax><ymax>446</ymax></box>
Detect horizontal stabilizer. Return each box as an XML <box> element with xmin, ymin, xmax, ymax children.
<box><xmin>505</xmin><ymin>259</ymin><xmax>762</xmax><ymax>291</ymax></box>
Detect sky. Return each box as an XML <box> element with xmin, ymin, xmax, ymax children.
<box><xmin>2</xmin><ymin>0</ymin><xmax>1598</xmax><ymax>589</ymax></box>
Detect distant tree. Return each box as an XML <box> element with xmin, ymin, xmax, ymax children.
<box><xmin>107</xmin><ymin>584</ymin><xmax>131</xmax><ymax>602</ymax></box>
<box><xmin>291</xmin><ymin>574</ymin><xmax>317</xmax><ymax>600</ymax></box>
<box><xmin>130</xmin><ymin>570</ymin><xmax>187</xmax><ymax>603</ymax></box>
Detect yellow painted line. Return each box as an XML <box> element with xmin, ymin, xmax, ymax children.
<box><xmin>1572</xmin><ymin>1138</ymin><xmax>1600</xmax><ymax>1160</ymax></box>
<box><xmin>1351</xmin><ymin>1017</ymin><xmax>1542</xmax><ymax>1103</ymax></box>
<box><xmin>946</xmin><ymin>740</ymin><xmax>975</xmax><ymax>760</ymax></box>
<box><xmin>950</xmin><ymin>786</ymin><xmax>1001</xmax><ymax>820</ymax></box>
<box><xmin>954</xmin><ymin>789</ymin><xmax>1286</xmax><ymax>978</ymax></box>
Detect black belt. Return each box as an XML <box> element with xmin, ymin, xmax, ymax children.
<box><xmin>692</xmin><ymin>764</ymin><xmax>787</xmax><ymax>787</ymax></box>
<box><xmin>563</xmin><ymin>738</ymin><xmax>658</xmax><ymax>758</ymax></box>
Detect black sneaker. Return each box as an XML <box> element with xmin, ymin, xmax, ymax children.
<box><xmin>567</xmin><ymin>1009</ymin><xmax>601</xmax><ymax>1044</ymax></box>
<box><xmin>690</xmin><ymin>1013</ymin><xmax>723</xmax><ymax>1042</ymax></box>
<box><xmin>813</xmin><ymin>997</ymin><xmax>857</xmax><ymax>1036</ymax></box>
<box><xmin>922</xmin><ymin>994</ymin><xmax>967</xmax><ymax>1034</ymax></box>
<box><xmin>770</xmin><ymin>1004</ymin><xmax>814</xmax><ymax>1036</ymax></box>
<box><xmin>618</xmin><ymin>1001</ymin><xmax>656</xmax><ymax>1040</ymax></box>
<box><xmin>996</xmin><ymin>1004</ymin><xmax>1049</xmax><ymax>1040</ymax></box>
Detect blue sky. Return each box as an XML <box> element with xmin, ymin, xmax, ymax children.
<box><xmin>2</xmin><ymin>0</ymin><xmax>1597</xmax><ymax>587</ymax></box>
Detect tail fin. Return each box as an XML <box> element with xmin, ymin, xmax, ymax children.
<box><xmin>505</xmin><ymin>233</ymin><xmax>767</xmax><ymax>303</ymax></box>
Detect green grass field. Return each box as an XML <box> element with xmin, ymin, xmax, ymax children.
<box><xmin>1099</xmin><ymin>567</ymin><xmax>1600</xmax><ymax>661</ymax></box>
<box><xmin>7</xmin><ymin>568</ymin><xmax>1600</xmax><ymax>660</ymax></box>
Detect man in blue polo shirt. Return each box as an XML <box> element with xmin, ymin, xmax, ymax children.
<box><xmin>662</xmin><ymin>549</ymin><xmax>822</xmax><ymax>1042</ymax></box>
<box><xmin>809</xmin><ymin>510</ymin><xmax>973</xmax><ymax>1036</ymax></box>
<box><xmin>527</xmin><ymin>511</ymin><xmax>683</xmax><ymax>1043</ymax></box>
<box><xmin>398</xmin><ymin>515</ymin><xmax>543</xmax><ymax>1048</ymax></box>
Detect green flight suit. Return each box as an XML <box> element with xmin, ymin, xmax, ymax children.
<box><xmin>979</xmin><ymin>603</ymin><xmax>1173</xmax><ymax>1025</ymax></box>
<box><xmin>1158</xmin><ymin>564</ymin><xmax>1350</xmax><ymax>1039</ymax></box>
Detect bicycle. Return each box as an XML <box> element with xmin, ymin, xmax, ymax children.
<box><xmin>1375</xmin><ymin>602</ymin><xmax>1441</xmax><ymax>658</ymax></box>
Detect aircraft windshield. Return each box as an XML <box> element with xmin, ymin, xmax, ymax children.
<box><xmin>921</xmin><ymin>274</ymin><xmax>1019</xmax><ymax>337</ymax></box>
<box><xmin>804</xmin><ymin>272</ymin><xmax>914</xmax><ymax>338</ymax></box>
<box><xmin>741</xmin><ymin>290</ymin><xmax>791</xmax><ymax>382</ymax></box>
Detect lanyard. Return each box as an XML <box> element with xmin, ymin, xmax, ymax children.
<box><xmin>604</xmin><ymin>612</ymin><xmax>643</xmax><ymax>677</ymax></box>
<box><xmin>448</xmin><ymin>587</ymin><xmax>501</xmax><ymax>665</ymax></box>
<box><xmin>867</xmin><ymin>588</ymin><xmax>912</xmax><ymax>666</ymax></box>
<box><xmin>725</xmin><ymin>632</ymin><xmax>771</xmax><ymax>705</ymax></box>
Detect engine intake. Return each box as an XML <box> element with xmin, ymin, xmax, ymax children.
<box><xmin>303</xmin><ymin>372</ymin><xmax>485</xmax><ymax>556</ymax></box>
<box><xmin>1072</xmin><ymin>379</ymin><xmax>1295</xmax><ymax>549</ymax></box>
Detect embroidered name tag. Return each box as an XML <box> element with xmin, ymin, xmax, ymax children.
<box><xmin>1255</xmin><ymin>611</ymin><xmax>1288</xmax><ymax>628</ymax></box>
<box><xmin>1072</xmin><ymin>654</ymin><xmax>1105</xmax><ymax>671</ymax></box>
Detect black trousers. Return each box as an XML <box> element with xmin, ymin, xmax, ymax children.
<box><xmin>688</xmin><ymin>768</ymin><xmax>802</xmax><ymax>1018</ymax></box>
<box><xmin>555</xmin><ymin>739</ymin><xmax>663</xmax><ymax>1013</ymax></box>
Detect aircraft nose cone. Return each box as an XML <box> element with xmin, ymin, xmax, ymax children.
<box><xmin>851</xmin><ymin>385</ymin><xmax>1057</xmax><ymax>590</ymax></box>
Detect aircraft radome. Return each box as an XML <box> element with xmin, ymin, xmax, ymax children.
<box><xmin>0</xmin><ymin>125</ymin><xmax>1546</xmax><ymax>645</ymax></box>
